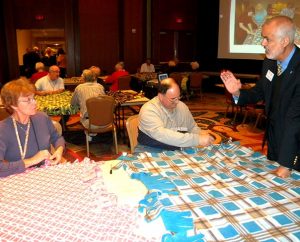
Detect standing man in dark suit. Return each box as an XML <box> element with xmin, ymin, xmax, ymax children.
<box><xmin>220</xmin><ymin>15</ymin><xmax>300</xmax><ymax>178</ymax></box>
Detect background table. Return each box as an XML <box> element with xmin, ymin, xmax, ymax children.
<box><xmin>35</xmin><ymin>91</ymin><xmax>79</xmax><ymax>116</ymax></box>
<box><xmin>35</xmin><ymin>91</ymin><xmax>79</xmax><ymax>131</ymax></box>
<box><xmin>108</xmin><ymin>90</ymin><xmax>149</xmax><ymax>141</ymax></box>
<box><xmin>64</xmin><ymin>77</ymin><xmax>84</xmax><ymax>91</ymax></box>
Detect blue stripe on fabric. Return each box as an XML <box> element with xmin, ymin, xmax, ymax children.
<box><xmin>219</xmin><ymin>224</ymin><xmax>239</xmax><ymax>239</ymax></box>
<box><xmin>242</xmin><ymin>221</ymin><xmax>263</xmax><ymax>233</ymax></box>
<box><xmin>250</xmin><ymin>197</ymin><xmax>268</xmax><ymax>205</ymax></box>
<box><xmin>222</xmin><ymin>202</ymin><xmax>240</xmax><ymax>211</ymax></box>
<box><xmin>188</xmin><ymin>194</ymin><xmax>204</xmax><ymax>202</ymax></box>
<box><xmin>200</xmin><ymin>206</ymin><xmax>218</xmax><ymax>215</ymax></box>
<box><xmin>273</xmin><ymin>214</ymin><xmax>293</xmax><ymax>225</ymax></box>
<box><xmin>269</xmin><ymin>192</ymin><xmax>285</xmax><ymax>201</ymax></box>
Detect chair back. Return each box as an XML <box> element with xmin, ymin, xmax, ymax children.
<box><xmin>52</xmin><ymin>120</ymin><xmax>62</xmax><ymax>136</ymax></box>
<box><xmin>169</xmin><ymin>72</ymin><xmax>183</xmax><ymax>87</ymax></box>
<box><xmin>126</xmin><ymin>115</ymin><xmax>139</xmax><ymax>153</ymax></box>
<box><xmin>118</xmin><ymin>75</ymin><xmax>132</xmax><ymax>90</ymax></box>
<box><xmin>189</xmin><ymin>72</ymin><xmax>203</xmax><ymax>88</ymax></box>
<box><xmin>86</xmin><ymin>95</ymin><xmax>116</xmax><ymax>130</ymax></box>
<box><xmin>225</xmin><ymin>88</ymin><xmax>234</xmax><ymax>104</ymax></box>
<box><xmin>0</xmin><ymin>106</ymin><xmax>10</xmax><ymax>121</ymax></box>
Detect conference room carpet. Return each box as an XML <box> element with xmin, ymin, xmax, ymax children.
<box><xmin>63</xmin><ymin>92</ymin><xmax>267</xmax><ymax>162</ymax></box>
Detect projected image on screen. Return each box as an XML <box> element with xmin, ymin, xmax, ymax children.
<box><xmin>230</xmin><ymin>0</ymin><xmax>300</xmax><ymax>54</ymax></box>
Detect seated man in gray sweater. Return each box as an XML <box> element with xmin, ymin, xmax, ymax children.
<box><xmin>136</xmin><ymin>78</ymin><xmax>214</xmax><ymax>153</ymax></box>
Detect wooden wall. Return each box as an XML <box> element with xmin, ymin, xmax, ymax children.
<box><xmin>78</xmin><ymin>0</ymin><xmax>119</xmax><ymax>74</ymax></box>
<box><xmin>78</xmin><ymin>0</ymin><xmax>145</xmax><ymax>74</ymax></box>
<box><xmin>152</xmin><ymin>0</ymin><xmax>198</xmax><ymax>63</ymax></box>
<box><xmin>123</xmin><ymin>0</ymin><xmax>145</xmax><ymax>73</ymax></box>
<box><xmin>0</xmin><ymin>0</ymin><xmax>78</xmax><ymax>82</ymax></box>
<box><xmin>0</xmin><ymin>1</ymin><xmax>9</xmax><ymax>84</ymax></box>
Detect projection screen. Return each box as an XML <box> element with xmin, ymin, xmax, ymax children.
<box><xmin>218</xmin><ymin>0</ymin><xmax>300</xmax><ymax>60</ymax></box>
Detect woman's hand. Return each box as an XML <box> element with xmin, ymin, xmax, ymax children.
<box><xmin>24</xmin><ymin>149</ymin><xmax>51</xmax><ymax>168</ymax></box>
<box><xmin>220</xmin><ymin>70</ymin><xmax>242</xmax><ymax>96</ymax></box>
<box><xmin>49</xmin><ymin>146</ymin><xmax>64</xmax><ymax>165</ymax></box>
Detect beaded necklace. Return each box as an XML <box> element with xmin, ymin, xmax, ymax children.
<box><xmin>12</xmin><ymin>117</ymin><xmax>31</xmax><ymax>160</ymax></box>
<box><xmin>49</xmin><ymin>79</ymin><xmax>57</xmax><ymax>90</ymax></box>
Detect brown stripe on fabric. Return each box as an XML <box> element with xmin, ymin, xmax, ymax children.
<box><xmin>194</xmin><ymin>218</ymin><xmax>213</xmax><ymax>230</ymax></box>
<box><xmin>245</xmin><ymin>207</ymin><xmax>266</xmax><ymax>219</ymax></box>
<box><xmin>292</xmin><ymin>197</ymin><xmax>300</xmax><ymax>206</ymax></box>
<box><xmin>189</xmin><ymin>184</ymin><xmax>206</xmax><ymax>193</ymax></box>
<box><xmin>176</xmin><ymin>197</ymin><xmax>202</xmax><ymax>218</ymax></box>
<box><xmin>290</xmin><ymin>180</ymin><xmax>300</xmax><ymax>187</ymax></box>
<box><xmin>267</xmin><ymin>226</ymin><xmax>296</xmax><ymax>240</ymax></box>
<box><xmin>213</xmin><ymin>180</ymin><xmax>231</xmax><ymax>190</ymax></box>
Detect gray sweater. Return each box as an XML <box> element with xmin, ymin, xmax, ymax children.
<box><xmin>138</xmin><ymin>96</ymin><xmax>200</xmax><ymax>148</ymax></box>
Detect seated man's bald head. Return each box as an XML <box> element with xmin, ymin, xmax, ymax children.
<box><xmin>158</xmin><ymin>78</ymin><xmax>179</xmax><ymax>94</ymax></box>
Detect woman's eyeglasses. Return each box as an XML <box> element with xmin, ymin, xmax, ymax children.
<box><xmin>18</xmin><ymin>96</ymin><xmax>36</xmax><ymax>104</ymax></box>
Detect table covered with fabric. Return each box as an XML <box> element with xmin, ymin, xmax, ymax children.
<box><xmin>117</xmin><ymin>142</ymin><xmax>300</xmax><ymax>241</ymax></box>
<box><xmin>35</xmin><ymin>91</ymin><xmax>79</xmax><ymax>116</ymax></box>
<box><xmin>0</xmin><ymin>159</ymin><xmax>161</xmax><ymax>241</ymax></box>
<box><xmin>108</xmin><ymin>90</ymin><xmax>149</xmax><ymax>140</ymax></box>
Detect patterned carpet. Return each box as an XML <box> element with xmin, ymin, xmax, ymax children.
<box><xmin>64</xmin><ymin>93</ymin><xmax>267</xmax><ymax>162</ymax></box>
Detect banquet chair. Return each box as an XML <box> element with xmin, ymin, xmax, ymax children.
<box><xmin>84</xmin><ymin>95</ymin><xmax>118</xmax><ymax>157</ymax></box>
<box><xmin>170</xmin><ymin>72</ymin><xmax>190</xmax><ymax>100</ymax></box>
<box><xmin>224</xmin><ymin>89</ymin><xmax>244</xmax><ymax>124</ymax></box>
<box><xmin>126</xmin><ymin>115</ymin><xmax>139</xmax><ymax>153</ymax></box>
<box><xmin>118</xmin><ymin>75</ymin><xmax>132</xmax><ymax>90</ymax></box>
<box><xmin>189</xmin><ymin>72</ymin><xmax>203</xmax><ymax>99</ymax></box>
<box><xmin>51</xmin><ymin>120</ymin><xmax>67</xmax><ymax>163</ymax></box>
<box><xmin>52</xmin><ymin>120</ymin><xmax>62</xmax><ymax>136</ymax></box>
<box><xmin>169</xmin><ymin>72</ymin><xmax>183</xmax><ymax>87</ymax></box>
<box><xmin>242</xmin><ymin>102</ymin><xmax>266</xmax><ymax>129</ymax></box>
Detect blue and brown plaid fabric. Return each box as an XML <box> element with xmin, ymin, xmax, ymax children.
<box><xmin>120</xmin><ymin>142</ymin><xmax>300</xmax><ymax>241</ymax></box>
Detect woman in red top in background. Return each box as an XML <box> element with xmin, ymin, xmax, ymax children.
<box><xmin>104</xmin><ymin>62</ymin><xmax>129</xmax><ymax>91</ymax></box>
<box><xmin>30</xmin><ymin>62</ymin><xmax>48</xmax><ymax>84</ymax></box>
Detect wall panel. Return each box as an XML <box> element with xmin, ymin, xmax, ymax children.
<box><xmin>79</xmin><ymin>0</ymin><xmax>119</xmax><ymax>74</ymax></box>
<box><xmin>123</xmin><ymin>0</ymin><xmax>145</xmax><ymax>73</ymax></box>
<box><xmin>152</xmin><ymin>0</ymin><xmax>197</xmax><ymax>63</ymax></box>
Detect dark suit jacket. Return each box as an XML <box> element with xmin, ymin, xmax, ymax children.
<box><xmin>238</xmin><ymin>46</ymin><xmax>300</xmax><ymax>170</ymax></box>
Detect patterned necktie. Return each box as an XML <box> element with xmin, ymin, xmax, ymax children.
<box><xmin>277</xmin><ymin>63</ymin><xmax>283</xmax><ymax>76</ymax></box>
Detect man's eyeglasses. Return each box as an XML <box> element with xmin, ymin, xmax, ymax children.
<box><xmin>165</xmin><ymin>95</ymin><xmax>182</xmax><ymax>103</ymax></box>
<box><xmin>18</xmin><ymin>96</ymin><xmax>36</xmax><ymax>104</ymax></box>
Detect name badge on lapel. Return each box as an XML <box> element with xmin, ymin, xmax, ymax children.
<box><xmin>266</xmin><ymin>70</ymin><xmax>274</xmax><ymax>82</ymax></box>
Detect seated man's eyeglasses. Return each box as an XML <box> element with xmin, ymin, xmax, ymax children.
<box><xmin>165</xmin><ymin>95</ymin><xmax>182</xmax><ymax>103</ymax></box>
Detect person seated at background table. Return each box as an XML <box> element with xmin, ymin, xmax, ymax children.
<box><xmin>104</xmin><ymin>61</ymin><xmax>129</xmax><ymax>91</ymax></box>
<box><xmin>71</xmin><ymin>69</ymin><xmax>105</xmax><ymax>130</ymax></box>
<box><xmin>190</xmin><ymin>61</ymin><xmax>200</xmax><ymax>72</ymax></box>
<box><xmin>30</xmin><ymin>62</ymin><xmax>48</xmax><ymax>84</ymax></box>
<box><xmin>220</xmin><ymin>15</ymin><xmax>300</xmax><ymax>178</ymax></box>
<box><xmin>0</xmin><ymin>78</ymin><xmax>65</xmax><ymax>178</ymax></box>
<box><xmin>140</xmin><ymin>58</ymin><xmax>155</xmax><ymax>73</ymax></box>
<box><xmin>136</xmin><ymin>78</ymin><xmax>214</xmax><ymax>153</ymax></box>
<box><xmin>56</xmin><ymin>48</ymin><xmax>67</xmax><ymax>78</ymax></box>
<box><xmin>89</xmin><ymin>65</ymin><xmax>110</xmax><ymax>93</ymax></box>
<box><xmin>41</xmin><ymin>47</ymin><xmax>57</xmax><ymax>69</ymax></box>
<box><xmin>35</xmin><ymin>65</ymin><xmax>65</xmax><ymax>96</ymax></box>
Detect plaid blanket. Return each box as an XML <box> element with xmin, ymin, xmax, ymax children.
<box><xmin>120</xmin><ymin>142</ymin><xmax>300</xmax><ymax>241</ymax></box>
